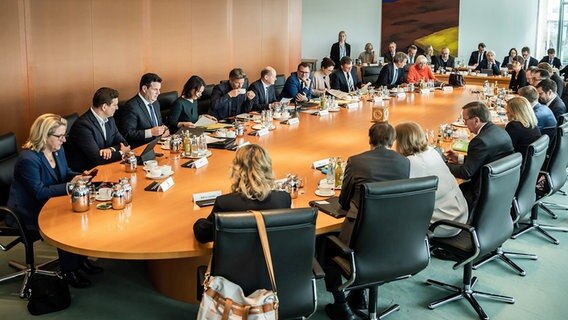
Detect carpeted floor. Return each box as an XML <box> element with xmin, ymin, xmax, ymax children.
<box><xmin>2</xmin><ymin>189</ymin><xmax>568</xmax><ymax>319</ymax></box>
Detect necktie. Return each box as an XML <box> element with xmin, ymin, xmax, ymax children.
<box><xmin>101</xmin><ymin>122</ymin><xmax>107</xmax><ymax>140</ymax></box>
<box><xmin>346</xmin><ymin>72</ymin><xmax>354</xmax><ymax>91</ymax></box>
<box><xmin>478</xmin><ymin>52</ymin><xmax>482</xmax><ymax>65</ymax></box>
<box><xmin>148</xmin><ymin>103</ymin><xmax>158</xmax><ymax>127</ymax></box>
<box><xmin>391</xmin><ymin>67</ymin><xmax>398</xmax><ymax>85</ymax></box>
<box><xmin>264</xmin><ymin>87</ymin><xmax>269</xmax><ymax>104</ymax></box>
<box><xmin>525</xmin><ymin>58</ymin><xmax>529</xmax><ymax>70</ymax></box>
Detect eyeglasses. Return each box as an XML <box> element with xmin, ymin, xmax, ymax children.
<box><xmin>50</xmin><ymin>133</ymin><xmax>68</xmax><ymax>140</ymax></box>
<box><xmin>463</xmin><ymin>116</ymin><xmax>476</xmax><ymax>122</ymax></box>
<box><xmin>298</xmin><ymin>70</ymin><xmax>310</xmax><ymax>75</ymax></box>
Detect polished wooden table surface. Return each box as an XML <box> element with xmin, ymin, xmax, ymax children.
<box><xmin>38</xmin><ymin>87</ymin><xmax>479</xmax><ymax>302</ymax></box>
<box><xmin>437</xmin><ymin>73</ymin><xmax>511</xmax><ymax>87</ymax></box>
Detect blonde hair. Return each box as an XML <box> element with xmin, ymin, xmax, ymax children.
<box><xmin>415</xmin><ymin>55</ymin><xmax>428</xmax><ymax>64</ymax></box>
<box><xmin>229</xmin><ymin>144</ymin><xmax>275</xmax><ymax>201</ymax></box>
<box><xmin>338</xmin><ymin>31</ymin><xmax>346</xmax><ymax>42</ymax></box>
<box><xmin>506</xmin><ymin>97</ymin><xmax>538</xmax><ymax>128</ymax></box>
<box><xmin>23</xmin><ymin>113</ymin><xmax>67</xmax><ymax>152</ymax></box>
<box><xmin>395</xmin><ymin>122</ymin><xmax>428</xmax><ymax>156</ymax></box>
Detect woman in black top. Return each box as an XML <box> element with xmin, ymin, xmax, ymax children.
<box><xmin>166</xmin><ymin>75</ymin><xmax>205</xmax><ymax>133</ymax></box>
<box><xmin>193</xmin><ymin>144</ymin><xmax>291</xmax><ymax>243</ymax></box>
<box><xmin>509</xmin><ymin>59</ymin><xmax>528</xmax><ymax>93</ymax></box>
<box><xmin>505</xmin><ymin>96</ymin><xmax>541</xmax><ymax>161</ymax></box>
<box><xmin>330</xmin><ymin>31</ymin><xmax>350</xmax><ymax>69</ymax></box>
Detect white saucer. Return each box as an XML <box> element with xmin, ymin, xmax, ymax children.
<box><xmin>161</xmin><ymin>144</ymin><xmax>170</xmax><ymax>150</ymax></box>
<box><xmin>315</xmin><ymin>190</ymin><xmax>335</xmax><ymax>197</ymax></box>
<box><xmin>146</xmin><ymin>171</ymin><xmax>174</xmax><ymax>180</ymax></box>
<box><xmin>273</xmin><ymin>115</ymin><xmax>290</xmax><ymax>121</ymax></box>
<box><xmin>183</xmin><ymin>150</ymin><xmax>212</xmax><ymax>159</ymax></box>
<box><xmin>95</xmin><ymin>194</ymin><xmax>112</xmax><ymax>201</ymax></box>
<box><xmin>251</xmin><ymin>124</ymin><xmax>275</xmax><ymax>130</ymax></box>
<box><xmin>328</xmin><ymin>108</ymin><xmax>341</xmax><ymax>112</ymax></box>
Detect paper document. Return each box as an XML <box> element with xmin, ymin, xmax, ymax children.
<box><xmin>194</xmin><ymin>116</ymin><xmax>217</xmax><ymax>127</ymax></box>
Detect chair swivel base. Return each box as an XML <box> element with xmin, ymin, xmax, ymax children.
<box><xmin>5</xmin><ymin>259</ymin><xmax>59</xmax><ymax>298</ymax></box>
<box><xmin>472</xmin><ymin>247</ymin><xmax>537</xmax><ymax>276</ymax></box>
<box><xmin>353</xmin><ymin>304</ymin><xmax>400</xmax><ymax>320</ymax></box>
<box><xmin>513</xmin><ymin>220</ymin><xmax>561</xmax><ymax>245</ymax></box>
<box><xmin>426</xmin><ymin>276</ymin><xmax>514</xmax><ymax>320</ymax></box>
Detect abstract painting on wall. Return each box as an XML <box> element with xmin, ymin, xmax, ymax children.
<box><xmin>381</xmin><ymin>0</ymin><xmax>460</xmax><ymax>56</ymax></box>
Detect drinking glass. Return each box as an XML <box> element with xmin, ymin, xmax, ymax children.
<box><xmin>198</xmin><ymin>134</ymin><xmax>207</xmax><ymax>156</ymax></box>
<box><xmin>190</xmin><ymin>135</ymin><xmax>199</xmax><ymax>157</ymax></box>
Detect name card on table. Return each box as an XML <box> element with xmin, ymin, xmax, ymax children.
<box><xmin>373</xmin><ymin>97</ymin><xmax>384</xmax><ymax>106</ymax></box>
<box><xmin>257</xmin><ymin>127</ymin><xmax>269</xmax><ymax>136</ymax></box>
<box><xmin>158</xmin><ymin>177</ymin><xmax>174</xmax><ymax>192</ymax></box>
<box><xmin>420</xmin><ymin>88</ymin><xmax>430</xmax><ymax>95</ymax></box>
<box><xmin>192</xmin><ymin>157</ymin><xmax>209</xmax><ymax>169</ymax></box>
<box><xmin>345</xmin><ymin>102</ymin><xmax>359</xmax><ymax>109</ymax></box>
<box><xmin>193</xmin><ymin>190</ymin><xmax>222</xmax><ymax>203</ymax></box>
<box><xmin>319</xmin><ymin>109</ymin><xmax>329</xmax><ymax>116</ymax></box>
<box><xmin>396</xmin><ymin>92</ymin><xmax>406</xmax><ymax>98</ymax></box>
<box><xmin>286</xmin><ymin>117</ymin><xmax>300</xmax><ymax>125</ymax></box>
<box><xmin>312</xmin><ymin>158</ymin><xmax>330</xmax><ymax>169</ymax></box>
<box><xmin>443</xmin><ymin>86</ymin><xmax>453</xmax><ymax>92</ymax></box>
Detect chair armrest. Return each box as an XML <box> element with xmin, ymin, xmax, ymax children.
<box><xmin>325</xmin><ymin>235</ymin><xmax>353</xmax><ymax>255</ymax></box>
<box><xmin>312</xmin><ymin>258</ymin><xmax>325</xmax><ymax>279</ymax></box>
<box><xmin>429</xmin><ymin>219</ymin><xmax>474</xmax><ymax>234</ymax></box>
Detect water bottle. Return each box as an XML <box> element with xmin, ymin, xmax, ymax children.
<box><xmin>326</xmin><ymin>157</ymin><xmax>336</xmax><ymax>186</ymax></box>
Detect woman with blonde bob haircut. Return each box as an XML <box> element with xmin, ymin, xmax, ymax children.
<box><xmin>395</xmin><ymin>122</ymin><xmax>468</xmax><ymax>237</ymax></box>
<box><xmin>505</xmin><ymin>96</ymin><xmax>541</xmax><ymax>159</ymax></box>
<box><xmin>193</xmin><ymin>144</ymin><xmax>291</xmax><ymax>243</ymax></box>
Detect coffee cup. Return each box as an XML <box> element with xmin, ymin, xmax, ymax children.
<box><xmin>149</xmin><ymin>167</ymin><xmax>162</xmax><ymax>177</ymax></box>
<box><xmin>161</xmin><ymin>165</ymin><xmax>173</xmax><ymax>175</ymax></box>
<box><xmin>238</xmin><ymin>88</ymin><xmax>246</xmax><ymax>94</ymax></box>
<box><xmin>215</xmin><ymin>129</ymin><xmax>227</xmax><ymax>137</ymax></box>
<box><xmin>97</xmin><ymin>187</ymin><xmax>113</xmax><ymax>199</ymax></box>
<box><xmin>144</xmin><ymin>160</ymin><xmax>158</xmax><ymax>169</ymax></box>
<box><xmin>226</xmin><ymin>130</ymin><xmax>236</xmax><ymax>138</ymax></box>
<box><xmin>317</xmin><ymin>183</ymin><xmax>333</xmax><ymax>195</ymax></box>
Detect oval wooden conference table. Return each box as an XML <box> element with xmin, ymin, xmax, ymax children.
<box><xmin>39</xmin><ymin>86</ymin><xmax>479</xmax><ymax>303</ymax></box>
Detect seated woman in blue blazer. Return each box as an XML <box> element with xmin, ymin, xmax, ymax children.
<box><xmin>193</xmin><ymin>144</ymin><xmax>291</xmax><ymax>243</ymax></box>
<box><xmin>7</xmin><ymin>113</ymin><xmax>103</xmax><ymax>288</ymax></box>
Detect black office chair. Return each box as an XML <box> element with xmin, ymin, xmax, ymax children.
<box><xmin>426</xmin><ymin>153</ymin><xmax>522</xmax><ymax>320</ymax></box>
<box><xmin>0</xmin><ymin>133</ymin><xmax>57</xmax><ymax>298</ymax></box>
<box><xmin>274</xmin><ymin>74</ymin><xmax>286</xmax><ymax>98</ymax></box>
<box><xmin>324</xmin><ymin>176</ymin><xmax>438</xmax><ymax>319</ymax></box>
<box><xmin>513</xmin><ymin>122</ymin><xmax>568</xmax><ymax>244</ymax></box>
<box><xmin>208</xmin><ymin>208</ymin><xmax>322</xmax><ymax>320</ymax></box>
<box><xmin>361</xmin><ymin>66</ymin><xmax>382</xmax><ymax>84</ymax></box>
<box><xmin>197</xmin><ymin>84</ymin><xmax>215</xmax><ymax>116</ymax></box>
<box><xmin>157</xmin><ymin>90</ymin><xmax>178</xmax><ymax>123</ymax></box>
<box><xmin>473</xmin><ymin>135</ymin><xmax>548</xmax><ymax>275</ymax></box>
<box><xmin>63</xmin><ymin>112</ymin><xmax>79</xmax><ymax>135</ymax></box>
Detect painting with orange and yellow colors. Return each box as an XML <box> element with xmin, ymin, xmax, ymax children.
<box><xmin>381</xmin><ymin>0</ymin><xmax>460</xmax><ymax>56</ymax></box>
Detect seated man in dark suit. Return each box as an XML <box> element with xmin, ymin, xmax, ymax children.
<box><xmin>521</xmin><ymin>46</ymin><xmax>539</xmax><ymax>70</ymax></box>
<box><xmin>209</xmin><ymin>68</ymin><xmax>255</xmax><ymax>119</ymax></box>
<box><xmin>540</xmin><ymin>48</ymin><xmax>562</xmax><ymax>69</ymax></box>
<box><xmin>118</xmin><ymin>73</ymin><xmax>169</xmax><ymax>148</ymax></box>
<box><xmin>518</xmin><ymin>86</ymin><xmax>557</xmax><ymax>140</ymax></box>
<box><xmin>475</xmin><ymin>50</ymin><xmax>501</xmax><ymax>75</ymax></box>
<box><xmin>446</xmin><ymin>101</ymin><xmax>514</xmax><ymax>211</ymax></box>
<box><xmin>468</xmin><ymin>42</ymin><xmax>487</xmax><ymax>66</ymax></box>
<box><xmin>248</xmin><ymin>66</ymin><xmax>277</xmax><ymax>111</ymax></box>
<box><xmin>330</xmin><ymin>56</ymin><xmax>362</xmax><ymax>93</ymax></box>
<box><xmin>375</xmin><ymin>51</ymin><xmax>407</xmax><ymax>88</ymax></box>
<box><xmin>433</xmin><ymin>47</ymin><xmax>456</xmax><ymax>72</ymax></box>
<box><xmin>322</xmin><ymin>122</ymin><xmax>410</xmax><ymax>320</ymax></box>
<box><xmin>536</xmin><ymin>79</ymin><xmax>567</xmax><ymax>120</ymax></box>
<box><xmin>280</xmin><ymin>62</ymin><xmax>313</xmax><ymax>104</ymax></box>
<box><xmin>66</xmin><ymin>87</ymin><xmax>131</xmax><ymax>172</ymax></box>
<box><xmin>382</xmin><ymin>41</ymin><xmax>397</xmax><ymax>63</ymax></box>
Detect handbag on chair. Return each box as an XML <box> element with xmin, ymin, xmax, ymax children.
<box><xmin>197</xmin><ymin>211</ymin><xmax>279</xmax><ymax>320</ymax></box>
<box><xmin>448</xmin><ymin>71</ymin><xmax>465</xmax><ymax>87</ymax></box>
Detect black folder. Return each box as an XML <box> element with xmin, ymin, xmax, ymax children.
<box><xmin>309</xmin><ymin>196</ymin><xmax>348</xmax><ymax>218</ymax></box>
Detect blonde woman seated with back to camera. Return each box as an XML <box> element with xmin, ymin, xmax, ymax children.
<box><xmin>395</xmin><ymin>122</ymin><xmax>468</xmax><ymax>237</ymax></box>
<box><xmin>193</xmin><ymin>144</ymin><xmax>291</xmax><ymax>243</ymax></box>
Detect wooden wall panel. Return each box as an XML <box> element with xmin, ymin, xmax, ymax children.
<box><xmin>1</xmin><ymin>0</ymin><xmax>302</xmax><ymax>145</ymax></box>
<box><xmin>0</xmin><ymin>0</ymin><xmax>28</xmax><ymax>142</ymax></box>
<box><xmin>27</xmin><ymin>0</ymin><xmax>94</xmax><ymax>117</ymax></box>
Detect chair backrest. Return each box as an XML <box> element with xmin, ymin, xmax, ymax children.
<box><xmin>472</xmin><ymin>153</ymin><xmax>522</xmax><ymax>257</ymax></box>
<box><xmin>544</xmin><ymin>122</ymin><xmax>568</xmax><ymax>193</ymax></box>
<box><xmin>63</xmin><ymin>113</ymin><xmax>79</xmax><ymax>135</ymax></box>
<box><xmin>513</xmin><ymin>135</ymin><xmax>549</xmax><ymax>221</ymax></box>
<box><xmin>157</xmin><ymin>91</ymin><xmax>179</xmax><ymax>122</ymax></box>
<box><xmin>212</xmin><ymin>208</ymin><xmax>317</xmax><ymax>319</ymax></box>
<box><xmin>0</xmin><ymin>133</ymin><xmax>18</xmax><ymax>206</ymax></box>
<box><xmin>301</xmin><ymin>59</ymin><xmax>318</xmax><ymax>73</ymax></box>
<box><xmin>197</xmin><ymin>84</ymin><xmax>215</xmax><ymax>116</ymax></box>
<box><xmin>350</xmin><ymin>176</ymin><xmax>438</xmax><ymax>286</ymax></box>
<box><xmin>361</xmin><ymin>66</ymin><xmax>382</xmax><ymax>84</ymax></box>
<box><xmin>274</xmin><ymin>74</ymin><xmax>286</xmax><ymax>98</ymax></box>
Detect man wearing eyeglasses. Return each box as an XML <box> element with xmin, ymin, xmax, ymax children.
<box><xmin>445</xmin><ymin>101</ymin><xmax>514</xmax><ymax>211</ymax></box>
<box><xmin>66</xmin><ymin>87</ymin><xmax>131</xmax><ymax>172</ymax></box>
<box><xmin>280</xmin><ymin>62</ymin><xmax>312</xmax><ymax>103</ymax></box>
<box><xmin>330</xmin><ymin>56</ymin><xmax>362</xmax><ymax>93</ymax></box>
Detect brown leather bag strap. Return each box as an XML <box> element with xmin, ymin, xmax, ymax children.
<box><xmin>250</xmin><ymin>210</ymin><xmax>278</xmax><ymax>294</ymax></box>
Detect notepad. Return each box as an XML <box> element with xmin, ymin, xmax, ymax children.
<box><xmin>451</xmin><ymin>140</ymin><xmax>469</xmax><ymax>152</ymax></box>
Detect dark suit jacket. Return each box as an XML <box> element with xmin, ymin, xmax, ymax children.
<box><xmin>66</xmin><ymin>110</ymin><xmax>128</xmax><ymax>172</ymax></box>
<box><xmin>375</xmin><ymin>62</ymin><xmax>404</xmax><ymax>88</ymax></box>
<box><xmin>540</xmin><ymin>56</ymin><xmax>562</xmax><ymax>69</ymax></box>
<box><xmin>338</xmin><ymin>146</ymin><xmax>410</xmax><ymax>242</ymax></box>
<box><xmin>448</xmin><ymin>122</ymin><xmax>514</xmax><ymax>209</ymax></box>
<box><xmin>433</xmin><ymin>55</ymin><xmax>456</xmax><ymax>71</ymax></box>
<box><xmin>501</xmin><ymin>56</ymin><xmax>514</xmax><ymax>68</ymax></box>
<box><xmin>468</xmin><ymin>50</ymin><xmax>487</xmax><ymax>66</ymax></box>
<box><xmin>330</xmin><ymin>68</ymin><xmax>361</xmax><ymax>93</ymax></box>
<box><xmin>279</xmin><ymin>73</ymin><xmax>313</xmax><ymax>103</ymax></box>
<box><xmin>508</xmin><ymin>69</ymin><xmax>528</xmax><ymax>93</ymax></box>
<box><xmin>165</xmin><ymin>97</ymin><xmax>198</xmax><ymax>133</ymax></box>
<box><xmin>7</xmin><ymin>148</ymin><xmax>76</xmax><ymax>228</ymax></box>
<box><xmin>209</xmin><ymin>81</ymin><xmax>253</xmax><ymax>119</ymax></box>
<box><xmin>548</xmin><ymin>95</ymin><xmax>567</xmax><ymax>120</ymax></box>
<box><xmin>523</xmin><ymin>57</ymin><xmax>539</xmax><ymax>70</ymax></box>
<box><xmin>475</xmin><ymin>59</ymin><xmax>501</xmax><ymax>75</ymax></box>
<box><xmin>118</xmin><ymin>94</ymin><xmax>163</xmax><ymax>148</ymax></box>
<box><xmin>330</xmin><ymin>42</ymin><xmax>351</xmax><ymax>68</ymax></box>
<box><xmin>382</xmin><ymin>51</ymin><xmax>396</xmax><ymax>63</ymax></box>
<box><xmin>192</xmin><ymin>191</ymin><xmax>292</xmax><ymax>243</ymax></box>
<box><xmin>248</xmin><ymin>79</ymin><xmax>277</xmax><ymax>111</ymax></box>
